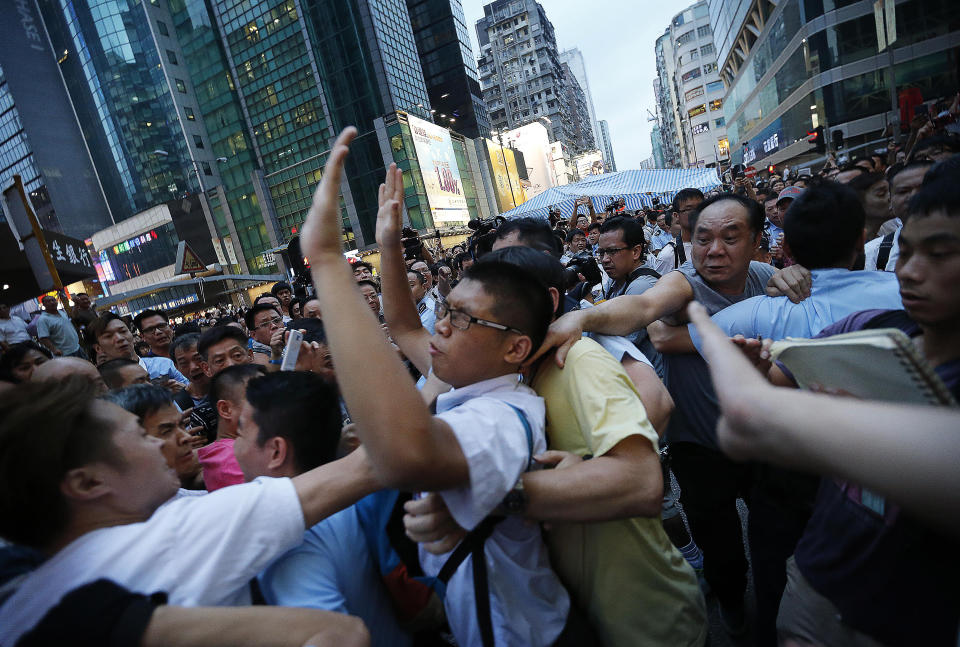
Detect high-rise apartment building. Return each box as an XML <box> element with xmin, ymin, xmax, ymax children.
<box><xmin>406</xmin><ymin>0</ymin><xmax>490</xmax><ymax>139</ymax></box>
<box><xmin>558</xmin><ymin>47</ymin><xmax>602</xmax><ymax>155</ymax></box>
<box><xmin>710</xmin><ymin>0</ymin><xmax>959</xmax><ymax>170</ymax></box>
<box><xmin>597</xmin><ymin>119</ymin><xmax>617</xmax><ymax>172</ymax></box>
<box><xmin>654</xmin><ymin>34</ymin><xmax>683</xmax><ymax>168</ymax></box>
<box><xmin>657</xmin><ymin>1</ymin><xmax>729</xmax><ymax>168</ymax></box>
<box><xmin>561</xmin><ymin>63</ymin><xmax>595</xmax><ymax>155</ymax></box>
<box><xmin>475</xmin><ymin>0</ymin><xmax>572</xmax><ymax>148</ymax></box>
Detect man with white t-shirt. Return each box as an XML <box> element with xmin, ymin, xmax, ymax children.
<box><xmin>301</xmin><ymin>132</ymin><xmax>570</xmax><ymax>647</ymax></box>
<box><xmin>864</xmin><ymin>160</ymin><xmax>934</xmax><ymax>271</ymax></box>
<box><xmin>0</xmin><ymin>302</ymin><xmax>30</xmax><ymax>351</ymax></box>
<box><xmin>654</xmin><ymin>188</ymin><xmax>701</xmax><ymax>276</ymax></box>
<box><xmin>0</xmin><ymin>377</ymin><xmax>380</xmax><ymax>646</ymax></box>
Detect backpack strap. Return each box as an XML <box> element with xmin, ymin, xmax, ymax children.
<box><xmin>673</xmin><ymin>234</ymin><xmax>686</xmax><ymax>267</ymax></box>
<box><xmin>433</xmin><ymin>403</ymin><xmax>535</xmax><ymax>647</ymax></box>
<box><xmin>876</xmin><ymin>231</ymin><xmax>896</xmax><ymax>271</ymax></box>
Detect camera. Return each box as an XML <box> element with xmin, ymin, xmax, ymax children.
<box><xmin>401</xmin><ymin>226</ymin><xmax>423</xmax><ymax>261</ymax></box>
<box><xmin>466</xmin><ymin>216</ymin><xmax>506</xmax><ymax>260</ymax></box>
<box><xmin>564</xmin><ymin>251</ymin><xmax>602</xmax><ymax>289</ymax></box>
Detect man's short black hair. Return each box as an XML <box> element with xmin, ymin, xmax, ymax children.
<box><xmin>352</xmin><ymin>260</ymin><xmax>373</xmax><ymax>272</ymax></box>
<box><xmin>757</xmin><ymin>189</ymin><xmax>777</xmax><ymax>203</ymax></box>
<box><xmin>494</xmin><ymin>217</ymin><xmax>563</xmax><ymax>258</ymax></box>
<box><xmin>88</xmin><ymin>312</ymin><xmax>126</xmax><ymax>343</ymax></box>
<box><xmin>246</xmin><ymin>371</ymin><xmax>342</xmax><ymax>473</ymax></box>
<box><xmin>197</xmin><ymin>325</ymin><xmax>248</xmax><ymax>360</ymax></box>
<box><xmin>887</xmin><ymin>160</ymin><xmax>934</xmax><ymax>186</ymax></box>
<box><xmin>689</xmin><ymin>193</ymin><xmax>765</xmax><ymax>235</ymax></box>
<box><xmin>102</xmin><ymin>383</ymin><xmax>174</xmax><ymax>421</ymax></box>
<box><xmin>132</xmin><ymin>309</ymin><xmax>167</xmax><ymax>333</ymax></box>
<box><xmin>480</xmin><ymin>246</ymin><xmax>564</xmax><ymax>318</ymax></box>
<box><xmin>98</xmin><ymin>358</ymin><xmax>143</xmax><ymax>391</ymax></box>
<box><xmin>0</xmin><ymin>341</ymin><xmax>52</xmax><ymax>383</ymax></box>
<box><xmin>783</xmin><ymin>181</ymin><xmax>865</xmax><ymax>269</ymax></box>
<box><xmin>209</xmin><ymin>363</ymin><xmax>266</xmax><ymax>411</ymax></box>
<box><xmin>356</xmin><ymin>279</ymin><xmax>379</xmax><ymax>293</ymax></box>
<box><xmin>169</xmin><ymin>333</ymin><xmax>200</xmax><ymax>362</ymax></box>
<box><xmin>0</xmin><ymin>378</ymin><xmax>124</xmax><ymax>547</ymax></box>
<box><xmin>586</xmin><ymin>221</ymin><xmax>602</xmax><ymax>233</ymax></box>
<box><xmin>253</xmin><ymin>294</ymin><xmax>280</xmax><ymax>307</ymax></box>
<box><xmin>847</xmin><ymin>171</ymin><xmax>886</xmax><ymax>196</ymax></box>
<box><xmin>672</xmin><ymin>188</ymin><xmax>704</xmax><ymax>212</ymax></box>
<box><xmin>271</xmin><ymin>281</ymin><xmax>292</xmax><ymax>296</ymax></box>
<box><xmin>175</xmin><ymin>321</ymin><xmax>202</xmax><ymax>337</ymax></box>
<box><xmin>289</xmin><ymin>318</ymin><xmax>327</xmax><ymax>345</ymax></box>
<box><xmin>462</xmin><ymin>259</ymin><xmax>554</xmax><ymax>359</ymax></box>
<box><xmin>453</xmin><ymin>251</ymin><xmax>472</xmax><ymax>272</ymax></box>
<box><xmin>908</xmin><ymin>173</ymin><xmax>960</xmax><ymax>220</ymax></box>
<box><xmin>244</xmin><ymin>303</ymin><xmax>281</xmax><ymax>331</ymax></box>
<box><xmin>565</xmin><ymin>228</ymin><xmax>585</xmax><ymax>244</ymax></box>
<box><xmin>406</xmin><ymin>269</ymin><xmax>427</xmax><ymax>286</ymax></box>
<box><xmin>912</xmin><ymin>133</ymin><xmax>960</xmax><ymax>160</ymax></box>
<box><xmin>599</xmin><ymin>216</ymin><xmax>646</xmax><ymax>249</ymax></box>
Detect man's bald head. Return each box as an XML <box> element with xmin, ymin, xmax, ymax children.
<box><xmin>32</xmin><ymin>358</ymin><xmax>108</xmax><ymax>395</ymax></box>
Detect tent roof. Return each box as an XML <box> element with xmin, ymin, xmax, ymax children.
<box><xmin>499</xmin><ymin>168</ymin><xmax>722</xmax><ymax>219</ymax></box>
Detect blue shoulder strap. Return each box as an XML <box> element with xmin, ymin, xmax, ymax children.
<box><xmin>504</xmin><ymin>403</ymin><xmax>534</xmax><ymax>471</ymax></box>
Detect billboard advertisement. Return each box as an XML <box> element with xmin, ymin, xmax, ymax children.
<box><xmin>408</xmin><ymin>115</ymin><xmax>469</xmax><ymax>224</ymax></box>
<box><xmin>574</xmin><ymin>150</ymin><xmax>605</xmax><ymax>180</ymax></box>
<box><xmin>485</xmin><ymin>139</ymin><xmax>527</xmax><ymax>212</ymax></box>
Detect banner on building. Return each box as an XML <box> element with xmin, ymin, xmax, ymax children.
<box><xmin>574</xmin><ymin>150</ymin><xmax>605</xmax><ymax>181</ymax></box>
<box><xmin>408</xmin><ymin>115</ymin><xmax>469</xmax><ymax>224</ymax></box>
<box><xmin>485</xmin><ymin>139</ymin><xmax>527</xmax><ymax>212</ymax></box>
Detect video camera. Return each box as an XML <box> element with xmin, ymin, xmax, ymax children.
<box><xmin>564</xmin><ymin>251</ymin><xmax>602</xmax><ymax>289</ymax></box>
<box><xmin>466</xmin><ymin>215</ymin><xmax>506</xmax><ymax>260</ymax></box>
<box><xmin>604</xmin><ymin>197</ymin><xmax>626</xmax><ymax>213</ymax></box>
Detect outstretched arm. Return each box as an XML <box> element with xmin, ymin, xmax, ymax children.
<box><xmin>374</xmin><ymin>164</ymin><xmax>431</xmax><ymax>375</ymax></box>
<box><xmin>689</xmin><ymin>301</ymin><xmax>960</xmax><ymax>535</ymax></box>
<box><xmin>528</xmin><ymin>271</ymin><xmax>694</xmax><ymax>367</ymax></box>
<box><xmin>298</xmin><ymin>128</ymin><xmax>468</xmax><ymax>493</ymax></box>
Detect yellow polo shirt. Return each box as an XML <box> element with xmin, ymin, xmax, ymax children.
<box><xmin>532</xmin><ymin>338</ymin><xmax>707</xmax><ymax>647</ymax></box>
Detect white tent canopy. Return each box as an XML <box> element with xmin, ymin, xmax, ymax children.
<box><xmin>499</xmin><ymin>168</ymin><xmax>723</xmax><ymax>219</ymax></box>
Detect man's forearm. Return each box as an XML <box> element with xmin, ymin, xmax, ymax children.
<box><xmin>523</xmin><ymin>445</ymin><xmax>662</xmax><ymax>522</ymax></box>
<box><xmin>580</xmin><ymin>295</ymin><xmax>658</xmax><ymax>336</ymax></box>
<box><xmin>293</xmin><ymin>446</ymin><xmax>381</xmax><ymax>528</ymax></box>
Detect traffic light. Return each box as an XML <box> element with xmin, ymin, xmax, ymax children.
<box><xmin>832</xmin><ymin>129</ymin><xmax>844</xmax><ymax>150</ymax></box>
<box><xmin>767</xmin><ymin>165</ymin><xmax>776</xmax><ymax>175</ymax></box>
<box><xmin>807</xmin><ymin>126</ymin><xmax>825</xmax><ymax>154</ymax></box>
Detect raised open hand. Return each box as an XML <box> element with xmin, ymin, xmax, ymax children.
<box><xmin>375</xmin><ymin>163</ymin><xmax>404</xmax><ymax>249</ymax></box>
<box><xmin>300</xmin><ymin>127</ymin><xmax>358</xmax><ymax>263</ymax></box>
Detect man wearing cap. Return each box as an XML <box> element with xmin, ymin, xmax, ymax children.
<box><xmin>769</xmin><ymin>186</ymin><xmax>803</xmax><ymax>267</ymax></box>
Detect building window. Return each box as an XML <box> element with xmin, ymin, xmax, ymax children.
<box><xmin>201</xmin><ymin>161</ymin><xmax>212</xmax><ymax>176</ymax></box>
<box><xmin>157</xmin><ymin>20</ymin><xmax>168</xmax><ymax>36</ymax></box>
<box><xmin>185</xmin><ymin>107</ymin><xmax>195</xmax><ymax>121</ymax></box>
<box><xmin>715</xmin><ymin>117</ymin><xmax>726</xmax><ymax>127</ymax></box>
<box><xmin>175</xmin><ymin>78</ymin><xmax>186</xmax><ymax>93</ymax></box>
<box><xmin>193</xmin><ymin>135</ymin><xmax>204</xmax><ymax>149</ymax></box>
<box><xmin>709</xmin><ymin>99</ymin><xmax>723</xmax><ymax>111</ymax></box>
<box><xmin>681</xmin><ymin>67</ymin><xmax>702</xmax><ymax>83</ymax></box>
<box><xmin>166</xmin><ymin>49</ymin><xmax>177</xmax><ymax>65</ymax></box>
<box><xmin>703</xmin><ymin>62</ymin><xmax>717</xmax><ymax>74</ymax></box>
<box><xmin>700</xmin><ymin>43</ymin><xmax>715</xmax><ymax>56</ymax></box>
<box><xmin>705</xmin><ymin>80</ymin><xmax>724</xmax><ymax>93</ymax></box>
<box><xmin>697</xmin><ymin>25</ymin><xmax>711</xmax><ymax>38</ymax></box>
<box><xmin>676</xmin><ymin>30</ymin><xmax>694</xmax><ymax>45</ymax></box>
<box><xmin>687</xmin><ymin>49</ymin><xmax>699</xmax><ymax>60</ymax></box>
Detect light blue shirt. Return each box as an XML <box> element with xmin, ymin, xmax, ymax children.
<box><xmin>418</xmin><ymin>294</ymin><xmax>436</xmax><ymax>335</ymax></box>
<box><xmin>651</xmin><ymin>228</ymin><xmax>673</xmax><ymax>250</ymax></box>
<box><xmin>138</xmin><ymin>356</ymin><xmax>189</xmax><ymax>384</ymax></box>
<box><xmin>259</xmin><ymin>505</ymin><xmax>411</xmax><ymax>647</ymax></box>
<box><xmin>689</xmin><ymin>268</ymin><xmax>903</xmax><ymax>351</ymax></box>
<box><xmin>765</xmin><ymin>220</ymin><xmax>784</xmax><ymax>247</ymax></box>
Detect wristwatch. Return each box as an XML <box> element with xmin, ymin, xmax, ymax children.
<box><xmin>502</xmin><ymin>478</ymin><xmax>528</xmax><ymax>515</ymax></box>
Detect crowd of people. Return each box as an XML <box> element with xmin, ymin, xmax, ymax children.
<box><xmin>0</xmin><ymin>121</ymin><xmax>958</xmax><ymax>647</ymax></box>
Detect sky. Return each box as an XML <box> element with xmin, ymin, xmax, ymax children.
<box><xmin>458</xmin><ymin>0</ymin><xmax>684</xmax><ymax>169</ymax></box>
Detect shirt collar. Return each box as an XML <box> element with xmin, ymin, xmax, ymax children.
<box><xmin>435</xmin><ymin>373</ymin><xmax>524</xmax><ymax>413</ymax></box>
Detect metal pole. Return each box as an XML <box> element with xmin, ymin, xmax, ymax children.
<box><xmin>887</xmin><ymin>47</ymin><xmax>899</xmax><ymax>144</ymax></box>
<box><xmin>498</xmin><ymin>133</ymin><xmax>518</xmax><ymax>208</ymax></box>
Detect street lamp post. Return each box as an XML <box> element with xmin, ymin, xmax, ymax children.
<box><xmin>490</xmin><ymin>129</ymin><xmax>517</xmax><ymax>208</ymax></box>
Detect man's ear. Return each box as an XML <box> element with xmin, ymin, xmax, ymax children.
<box><xmin>503</xmin><ymin>335</ymin><xmax>533</xmax><ymax>367</ymax></box>
<box><xmin>216</xmin><ymin>398</ymin><xmax>231</xmax><ymax>420</ymax></box>
<box><xmin>60</xmin><ymin>466</ymin><xmax>112</xmax><ymax>503</ymax></box>
<box><xmin>266</xmin><ymin>436</ymin><xmax>289</xmax><ymax>472</ymax></box>
<box><xmin>546</xmin><ymin>287</ymin><xmax>560</xmax><ymax>314</ymax></box>
<box><xmin>202</xmin><ymin>360</ymin><xmax>214</xmax><ymax>378</ymax></box>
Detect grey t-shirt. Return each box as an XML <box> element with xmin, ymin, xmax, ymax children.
<box><xmin>664</xmin><ymin>260</ymin><xmax>775</xmax><ymax>449</ymax></box>
<box><xmin>605</xmin><ymin>269</ymin><xmax>663</xmax><ymax>377</ymax></box>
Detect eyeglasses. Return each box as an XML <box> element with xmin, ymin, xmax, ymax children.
<box><xmin>434</xmin><ymin>301</ymin><xmax>526</xmax><ymax>335</ymax></box>
<box><xmin>596</xmin><ymin>246</ymin><xmax>631</xmax><ymax>257</ymax></box>
<box><xmin>253</xmin><ymin>316</ymin><xmax>283</xmax><ymax>331</ymax></box>
<box><xmin>141</xmin><ymin>322</ymin><xmax>171</xmax><ymax>335</ymax></box>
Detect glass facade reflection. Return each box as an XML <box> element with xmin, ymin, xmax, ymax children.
<box><xmin>38</xmin><ymin>0</ymin><xmax>200</xmax><ymax>220</ymax></box>
<box><xmin>713</xmin><ymin>0</ymin><xmax>960</xmax><ymax>168</ymax></box>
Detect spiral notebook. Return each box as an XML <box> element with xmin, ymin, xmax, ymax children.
<box><xmin>769</xmin><ymin>328</ymin><xmax>957</xmax><ymax>406</ymax></box>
